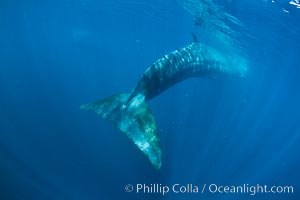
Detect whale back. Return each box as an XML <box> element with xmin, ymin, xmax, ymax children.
<box><xmin>130</xmin><ymin>42</ymin><xmax>241</xmax><ymax>101</ymax></box>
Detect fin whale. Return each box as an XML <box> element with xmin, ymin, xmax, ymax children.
<box><xmin>80</xmin><ymin>36</ymin><xmax>248</xmax><ymax>169</ymax></box>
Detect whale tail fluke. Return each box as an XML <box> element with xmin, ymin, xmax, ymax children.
<box><xmin>80</xmin><ymin>93</ymin><xmax>162</xmax><ymax>169</ymax></box>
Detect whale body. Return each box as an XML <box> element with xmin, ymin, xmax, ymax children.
<box><xmin>81</xmin><ymin>37</ymin><xmax>248</xmax><ymax>169</ymax></box>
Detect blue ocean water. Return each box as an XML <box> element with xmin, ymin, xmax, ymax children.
<box><xmin>0</xmin><ymin>0</ymin><xmax>299</xmax><ymax>200</ymax></box>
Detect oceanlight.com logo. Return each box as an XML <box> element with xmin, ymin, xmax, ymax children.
<box><xmin>124</xmin><ymin>183</ymin><xmax>294</xmax><ymax>196</ymax></box>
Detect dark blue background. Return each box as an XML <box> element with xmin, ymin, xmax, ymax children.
<box><xmin>0</xmin><ymin>0</ymin><xmax>299</xmax><ymax>199</ymax></box>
